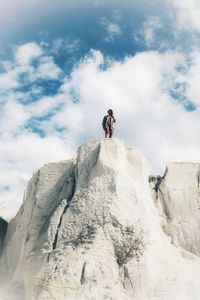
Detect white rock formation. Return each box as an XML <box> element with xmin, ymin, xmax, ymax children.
<box><xmin>1</xmin><ymin>139</ymin><xmax>200</xmax><ymax>300</ymax></box>
<box><xmin>152</xmin><ymin>162</ymin><xmax>200</xmax><ymax>256</ymax></box>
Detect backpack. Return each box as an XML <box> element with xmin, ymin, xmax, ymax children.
<box><xmin>102</xmin><ymin>115</ymin><xmax>114</xmax><ymax>129</ymax></box>
<box><xmin>102</xmin><ymin>115</ymin><xmax>108</xmax><ymax>130</ymax></box>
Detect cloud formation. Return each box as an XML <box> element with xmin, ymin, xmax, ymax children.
<box><xmin>171</xmin><ymin>0</ymin><xmax>200</xmax><ymax>31</ymax></box>
<box><xmin>0</xmin><ymin>43</ymin><xmax>71</xmax><ymax>219</ymax></box>
<box><xmin>141</xmin><ymin>16</ymin><xmax>162</xmax><ymax>47</ymax></box>
<box><xmin>101</xmin><ymin>17</ymin><xmax>122</xmax><ymax>42</ymax></box>
<box><xmin>15</xmin><ymin>43</ymin><xmax>43</xmax><ymax>65</ymax></box>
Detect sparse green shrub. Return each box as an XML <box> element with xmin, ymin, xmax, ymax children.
<box><xmin>114</xmin><ymin>225</ymin><xmax>146</xmax><ymax>267</ymax></box>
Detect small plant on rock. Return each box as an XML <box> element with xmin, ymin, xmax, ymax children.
<box><xmin>114</xmin><ymin>225</ymin><xmax>146</xmax><ymax>267</ymax></box>
<box><xmin>64</xmin><ymin>223</ymin><xmax>97</xmax><ymax>248</ymax></box>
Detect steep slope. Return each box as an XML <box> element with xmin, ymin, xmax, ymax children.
<box><xmin>1</xmin><ymin>139</ymin><xmax>200</xmax><ymax>300</ymax></box>
<box><xmin>151</xmin><ymin>162</ymin><xmax>200</xmax><ymax>256</ymax></box>
<box><xmin>0</xmin><ymin>217</ymin><xmax>7</xmax><ymax>255</ymax></box>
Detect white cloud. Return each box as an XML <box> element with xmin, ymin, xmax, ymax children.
<box><xmin>0</xmin><ymin>71</ymin><xmax>19</xmax><ymax>90</ymax></box>
<box><xmin>52</xmin><ymin>103</ymin><xmax>85</xmax><ymax>131</ymax></box>
<box><xmin>51</xmin><ymin>38</ymin><xmax>81</xmax><ymax>55</ymax></box>
<box><xmin>0</xmin><ymin>64</ymin><xmax>33</xmax><ymax>92</ymax></box>
<box><xmin>15</xmin><ymin>42</ymin><xmax>43</xmax><ymax>65</ymax></box>
<box><xmin>184</xmin><ymin>52</ymin><xmax>200</xmax><ymax>105</ymax></box>
<box><xmin>0</xmin><ymin>99</ymin><xmax>30</xmax><ymax>138</ymax></box>
<box><xmin>135</xmin><ymin>16</ymin><xmax>162</xmax><ymax>47</ymax></box>
<box><xmin>36</xmin><ymin>56</ymin><xmax>62</xmax><ymax>80</ymax></box>
<box><xmin>171</xmin><ymin>0</ymin><xmax>200</xmax><ymax>31</ymax></box>
<box><xmin>29</xmin><ymin>94</ymin><xmax>65</xmax><ymax>117</ymax></box>
<box><xmin>2</xmin><ymin>43</ymin><xmax>200</xmax><ymax>220</ymax></box>
<box><xmin>101</xmin><ymin>17</ymin><xmax>122</xmax><ymax>41</ymax></box>
<box><xmin>0</xmin><ymin>43</ymin><xmax>62</xmax><ymax>96</ymax></box>
<box><xmin>0</xmin><ymin>133</ymin><xmax>74</xmax><ymax>220</ymax></box>
<box><xmin>144</xmin><ymin>16</ymin><xmax>162</xmax><ymax>46</ymax></box>
<box><xmin>53</xmin><ymin>49</ymin><xmax>200</xmax><ymax>175</ymax></box>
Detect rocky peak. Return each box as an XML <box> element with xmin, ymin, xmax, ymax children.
<box><xmin>1</xmin><ymin>140</ymin><xmax>200</xmax><ymax>300</ymax></box>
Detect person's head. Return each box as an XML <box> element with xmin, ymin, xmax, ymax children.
<box><xmin>107</xmin><ymin>109</ymin><xmax>113</xmax><ymax>116</ymax></box>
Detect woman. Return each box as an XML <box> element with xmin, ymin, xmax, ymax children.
<box><xmin>102</xmin><ymin>109</ymin><xmax>116</xmax><ymax>138</ymax></box>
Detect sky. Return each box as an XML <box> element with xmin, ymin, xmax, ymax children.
<box><xmin>1</xmin><ymin>0</ymin><xmax>200</xmax><ymax>219</ymax></box>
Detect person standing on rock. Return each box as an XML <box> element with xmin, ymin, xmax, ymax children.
<box><xmin>102</xmin><ymin>109</ymin><xmax>116</xmax><ymax>138</ymax></box>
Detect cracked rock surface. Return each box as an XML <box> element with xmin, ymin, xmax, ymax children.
<box><xmin>151</xmin><ymin>162</ymin><xmax>200</xmax><ymax>256</ymax></box>
<box><xmin>1</xmin><ymin>139</ymin><xmax>200</xmax><ymax>300</ymax></box>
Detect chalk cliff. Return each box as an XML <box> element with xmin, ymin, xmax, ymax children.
<box><xmin>1</xmin><ymin>139</ymin><xmax>200</xmax><ymax>300</ymax></box>
<box><xmin>151</xmin><ymin>162</ymin><xmax>200</xmax><ymax>256</ymax></box>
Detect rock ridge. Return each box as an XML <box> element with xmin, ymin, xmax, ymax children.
<box><xmin>1</xmin><ymin>139</ymin><xmax>200</xmax><ymax>300</ymax></box>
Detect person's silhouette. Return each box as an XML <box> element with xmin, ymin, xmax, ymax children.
<box><xmin>102</xmin><ymin>109</ymin><xmax>116</xmax><ymax>138</ymax></box>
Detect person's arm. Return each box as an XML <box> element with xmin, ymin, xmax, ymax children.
<box><xmin>113</xmin><ymin>116</ymin><xmax>116</xmax><ymax>123</ymax></box>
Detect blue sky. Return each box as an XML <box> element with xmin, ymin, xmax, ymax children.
<box><xmin>0</xmin><ymin>0</ymin><xmax>178</xmax><ymax>60</ymax></box>
<box><xmin>1</xmin><ymin>0</ymin><xmax>200</xmax><ymax>219</ymax></box>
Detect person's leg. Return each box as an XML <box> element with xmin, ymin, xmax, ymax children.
<box><xmin>109</xmin><ymin>128</ymin><xmax>113</xmax><ymax>138</ymax></box>
<box><xmin>105</xmin><ymin>128</ymin><xmax>109</xmax><ymax>138</ymax></box>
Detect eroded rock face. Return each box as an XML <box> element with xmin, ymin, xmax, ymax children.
<box><xmin>151</xmin><ymin>162</ymin><xmax>200</xmax><ymax>256</ymax></box>
<box><xmin>1</xmin><ymin>140</ymin><xmax>200</xmax><ymax>300</ymax></box>
<box><xmin>0</xmin><ymin>217</ymin><xmax>7</xmax><ymax>254</ymax></box>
